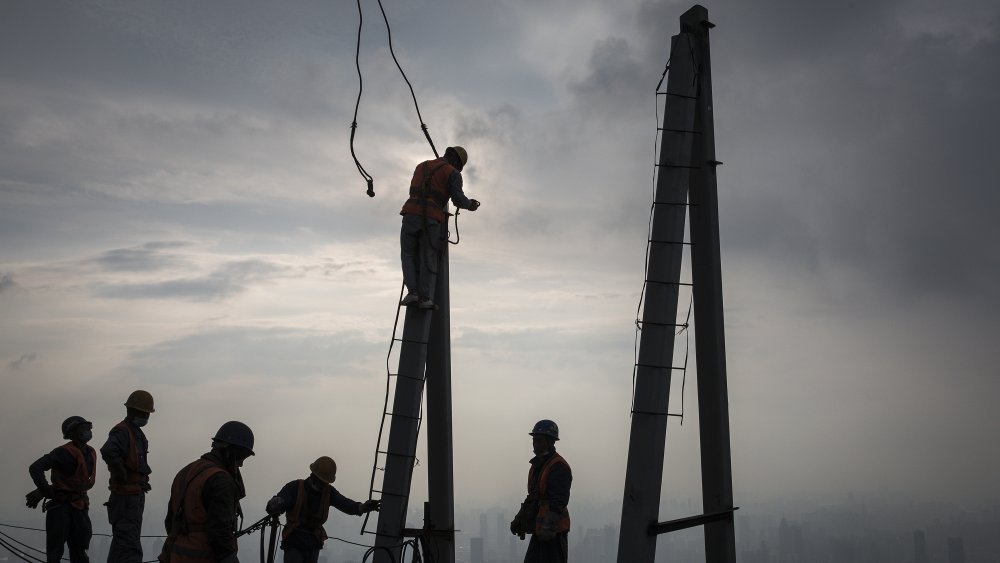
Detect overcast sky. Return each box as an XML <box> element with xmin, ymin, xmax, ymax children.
<box><xmin>2</xmin><ymin>0</ymin><xmax>999</xmax><ymax>548</ymax></box>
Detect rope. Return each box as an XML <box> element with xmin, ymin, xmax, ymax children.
<box><xmin>351</xmin><ymin>0</ymin><xmax>440</xmax><ymax>198</ymax></box>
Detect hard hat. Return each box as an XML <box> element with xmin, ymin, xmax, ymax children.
<box><xmin>309</xmin><ymin>456</ymin><xmax>338</xmax><ymax>484</ymax></box>
<box><xmin>212</xmin><ymin>421</ymin><xmax>255</xmax><ymax>455</ymax></box>
<box><xmin>446</xmin><ymin>146</ymin><xmax>468</xmax><ymax>168</ymax></box>
<box><xmin>62</xmin><ymin>416</ymin><xmax>93</xmax><ymax>439</ymax></box>
<box><xmin>529</xmin><ymin>419</ymin><xmax>560</xmax><ymax>441</ymax></box>
<box><xmin>124</xmin><ymin>390</ymin><xmax>155</xmax><ymax>413</ymax></box>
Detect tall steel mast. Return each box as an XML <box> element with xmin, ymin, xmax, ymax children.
<box><xmin>618</xmin><ymin>6</ymin><xmax>736</xmax><ymax>563</ymax></box>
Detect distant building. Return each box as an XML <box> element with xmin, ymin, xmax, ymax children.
<box><xmin>470</xmin><ymin>537</ymin><xmax>484</xmax><ymax>563</ymax></box>
<box><xmin>913</xmin><ymin>530</ymin><xmax>928</xmax><ymax>563</ymax></box>
<box><xmin>948</xmin><ymin>537</ymin><xmax>965</xmax><ymax>563</ymax></box>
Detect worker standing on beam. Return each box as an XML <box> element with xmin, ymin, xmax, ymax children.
<box><xmin>399</xmin><ymin>145</ymin><xmax>480</xmax><ymax>309</ymax></box>
<box><xmin>26</xmin><ymin>416</ymin><xmax>98</xmax><ymax>563</ymax></box>
<box><xmin>101</xmin><ymin>390</ymin><xmax>155</xmax><ymax>563</ymax></box>
<box><xmin>265</xmin><ymin>456</ymin><xmax>380</xmax><ymax>563</ymax></box>
<box><xmin>159</xmin><ymin>421</ymin><xmax>255</xmax><ymax>563</ymax></box>
<box><xmin>510</xmin><ymin>420</ymin><xmax>572</xmax><ymax>563</ymax></box>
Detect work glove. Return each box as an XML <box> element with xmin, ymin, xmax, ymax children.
<box><xmin>509</xmin><ymin>518</ymin><xmax>525</xmax><ymax>540</ymax></box>
<box><xmin>265</xmin><ymin>496</ymin><xmax>283</xmax><ymax>516</ymax></box>
<box><xmin>536</xmin><ymin>511</ymin><xmax>562</xmax><ymax>541</ymax></box>
<box><xmin>25</xmin><ymin>489</ymin><xmax>45</xmax><ymax>509</ymax></box>
<box><xmin>361</xmin><ymin>500</ymin><xmax>381</xmax><ymax>513</ymax></box>
<box><xmin>468</xmin><ymin>199</ymin><xmax>480</xmax><ymax>211</ymax></box>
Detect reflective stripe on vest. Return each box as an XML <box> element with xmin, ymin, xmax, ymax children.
<box><xmin>527</xmin><ymin>453</ymin><xmax>571</xmax><ymax>535</ymax></box>
<box><xmin>109</xmin><ymin>421</ymin><xmax>150</xmax><ymax>494</ymax></box>
<box><xmin>162</xmin><ymin>459</ymin><xmax>228</xmax><ymax>563</ymax></box>
<box><xmin>51</xmin><ymin>442</ymin><xmax>96</xmax><ymax>510</ymax></box>
<box><xmin>399</xmin><ymin>158</ymin><xmax>455</xmax><ymax>223</ymax></box>
<box><xmin>282</xmin><ymin>480</ymin><xmax>330</xmax><ymax>543</ymax></box>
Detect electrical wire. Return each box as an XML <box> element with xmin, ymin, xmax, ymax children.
<box><xmin>351</xmin><ymin>0</ymin><xmax>441</xmax><ymax>198</ymax></box>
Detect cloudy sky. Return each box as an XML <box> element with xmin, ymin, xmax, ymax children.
<box><xmin>2</xmin><ymin>0</ymin><xmax>999</xmax><ymax>549</ymax></box>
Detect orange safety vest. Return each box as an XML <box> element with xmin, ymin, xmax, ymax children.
<box><xmin>527</xmin><ymin>453</ymin><xmax>571</xmax><ymax>535</ymax></box>
<box><xmin>281</xmin><ymin>480</ymin><xmax>331</xmax><ymax>544</ymax></box>
<box><xmin>50</xmin><ymin>442</ymin><xmax>97</xmax><ymax>510</ymax></box>
<box><xmin>160</xmin><ymin>459</ymin><xmax>230</xmax><ymax>563</ymax></box>
<box><xmin>109</xmin><ymin>421</ymin><xmax>150</xmax><ymax>494</ymax></box>
<box><xmin>399</xmin><ymin>158</ymin><xmax>455</xmax><ymax>223</ymax></box>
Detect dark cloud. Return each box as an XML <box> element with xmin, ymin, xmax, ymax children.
<box><xmin>8</xmin><ymin>352</ymin><xmax>36</xmax><ymax>370</ymax></box>
<box><xmin>93</xmin><ymin>259</ymin><xmax>285</xmax><ymax>301</ymax></box>
<box><xmin>0</xmin><ymin>273</ymin><xmax>16</xmax><ymax>293</ymax></box>
<box><xmin>127</xmin><ymin>326</ymin><xmax>381</xmax><ymax>385</ymax></box>
<box><xmin>93</xmin><ymin>242</ymin><xmax>194</xmax><ymax>272</ymax></box>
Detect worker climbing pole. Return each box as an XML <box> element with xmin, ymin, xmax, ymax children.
<box><xmin>349</xmin><ymin>1</ymin><xmax>482</xmax><ymax>562</ymax></box>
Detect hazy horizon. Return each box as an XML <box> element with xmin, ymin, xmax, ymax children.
<box><xmin>2</xmin><ymin>1</ymin><xmax>999</xmax><ymax>559</ymax></box>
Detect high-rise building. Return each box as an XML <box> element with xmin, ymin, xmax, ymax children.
<box><xmin>913</xmin><ymin>530</ymin><xmax>928</xmax><ymax>563</ymax></box>
<box><xmin>947</xmin><ymin>537</ymin><xmax>965</xmax><ymax>563</ymax></box>
<box><xmin>480</xmin><ymin>512</ymin><xmax>488</xmax><ymax>548</ymax></box>
<box><xmin>470</xmin><ymin>537</ymin><xmax>484</xmax><ymax>563</ymax></box>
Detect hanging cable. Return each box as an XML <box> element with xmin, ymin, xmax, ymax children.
<box><xmin>374</xmin><ymin>0</ymin><xmax>439</xmax><ymax>159</ymax></box>
<box><xmin>352</xmin><ymin>0</ymin><xmax>441</xmax><ymax>198</ymax></box>
<box><xmin>351</xmin><ymin>0</ymin><xmax>375</xmax><ymax>197</ymax></box>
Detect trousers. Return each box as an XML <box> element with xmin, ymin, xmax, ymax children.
<box><xmin>400</xmin><ymin>214</ymin><xmax>442</xmax><ymax>299</ymax></box>
<box><xmin>106</xmin><ymin>493</ymin><xmax>145</xmax><ymax>563</ymax></box>
<box><xmin>46</xmin><ymin>503</ymin><xmax>92</xmax><ymax>563</ymax></box>
<box><xmin>282</xmin><ymin>547</ymin><xmax>320</xmax><ymax>563</ymax></box>
<box><xmin>524</xmin><ymin>533</ymin><xmax>568</xmax><ymax>563</ymax></box>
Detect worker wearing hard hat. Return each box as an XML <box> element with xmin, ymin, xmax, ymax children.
<box><xmin>159</xmin><ymin>421</ymin><xmax>255</xmax><ymax>563</ymax></box>
<box><xmin>265</xmin><ymin>456</ymin><xmax>380</xmax><ymax>563</ymax></box>
<box><xmin>100</xmin><ymin>390</ymin><xmax>155</xmax><ymax>563</ymax></box>
<box><xmin>510</xmin><ymin>420</ymin><xmax>572</xmax><ymax>563</ymax></box>
<box><xmin>398</xmin><ymin>145</ymin><xmax>481</xmax><ymax>309</ymax></box>
<box><xmin>26</xmin><ymin>416</ymin><xmax>98</xmax><ymax>563</ymax></box>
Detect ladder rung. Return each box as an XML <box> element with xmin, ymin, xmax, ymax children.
<box><xmin>392</xmin><ymin>373</ymin><xmax>426</xmax><ymax>383</ymax></box>
<box><xmin>655</xmin><ymin>163</ymin><xmax>700</xmax><ymax>170</ymax></box>
<box><xmin>635</xmin><ymin>320</ymin><xmax>687</xmax><ymax>329</ymax></box>
<box><xmin>385</xmin><ymin>411</ymin><xmax>422</xmax><ymax>421</ymax></box>
<box><xmin>634</xmin><ymin>363</ymin><xmax>686</xmax><ymax>371</ymax></box>
<box><xmin>630</xmin><ymin>409</ymin><xmax>684</xmax><ymax>418</ymax></box>
<box><xmin>645</xmin><ymin>280</ymin><xmax>693</xmax><ymax>287</ymax></box>
<box><xmin>657</xmin><ymin>91</ymin><xmax>697</xmax><ymax>100</ymax></box>
<box><xmin>393</xmin><ymin>337</ymin><xmax>430</xmax><ymax>345</ymax></box>
<box><xmin>658</xmin><ymin>127</ymin><xmax>702</xmax><ymax>134</ymax></box>
<box><xmin>648</xmin><ymin>239</ymin><xmax>691</xmax><ymax>246</ymax></box>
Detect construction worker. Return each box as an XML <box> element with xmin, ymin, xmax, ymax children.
<box><xmin>159</xmin><ymin>421</ymin><xmax>255</xmax><ymax>563</ymax></box>
<box><xmin>509</xmin><ymin>420</ymin><xmax>572</xmax><ymax>563</ymax></box>
<box><xmin>100</xmin><ymin>390</ymin><xmax>155</xmax><ymax>563</ymax></box>
<box><xmin>398</xmin><ymin>145</ymin><xmax>480</xmax><ymax>309</ymax></box>
<box><xmin>26</xmin><ymin>416</ymin><xmax>99</xmax><ymax>563</ymax></box>
<box><xmin>265</xmin><ymin>456</ymin><xmax>380</xmax><ymax>563</ymax></box>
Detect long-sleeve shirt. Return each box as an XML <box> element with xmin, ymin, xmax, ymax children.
<box><xmin>100</xmin><ymin>419</ymin><xmax>151</xmax><ymax>475</ymax></box>
<box><xmin>164</xmin><ymin>452</ymin><xmax>243</xmax><ymax>561</ymax></box>
<box><xmin>275</xmin><ymin>478</ymin><xmax>364</xmax><ymax>550</ymax></box>
<box><xmin>444</xmin><ymin>169</ymin><xmax>473</xmax><ymax>210</ymax></box>
<box><xmin>29</xmin><ymin>447</ymin><xmax>77</xmax><ymax>491</ymax></box>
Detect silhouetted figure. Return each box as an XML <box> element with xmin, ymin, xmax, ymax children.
<box><xmin>101</xmin><ymin>390</ymin><xmax>155</xmax><ymax>563</ymax></box>
<box><xmin>27</xmin><ymin>416</ymin><xmax>98</xmax><ymax>563</ymax></box>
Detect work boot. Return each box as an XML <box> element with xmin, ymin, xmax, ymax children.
<box><xmin>400</xmin><ymin>293</ymin><xmax>420</xmax><ymax>306</ymax></box>
<box><xmin>418</xmin><ymin>298</ymin><xmax>435</xmax><ymax>309</ymax></box>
